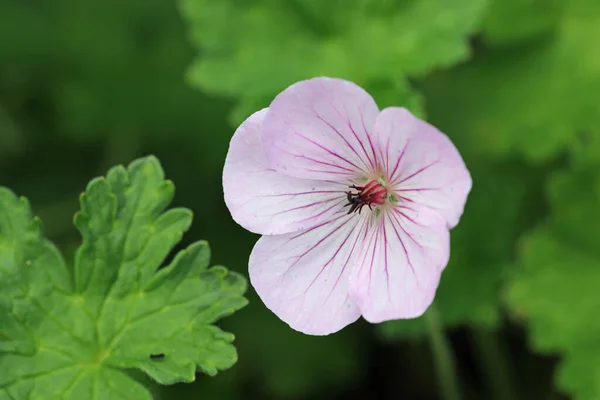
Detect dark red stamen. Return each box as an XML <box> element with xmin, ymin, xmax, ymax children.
<box><xmin>344</xmin><ymin>180</ymin><xmax>387</xmax><ymax>214</ymax></box>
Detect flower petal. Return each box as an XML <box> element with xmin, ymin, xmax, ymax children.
<box><xmin>223</xmin><ymin>109</ymin><xmax>348</xmax><ymax>235</ymax></box>
<box><xmin>262</xmin><ymin>77</ymin><xmax>380</xmax><ymax>181</ymax></box>
<box><xmin>374</xmin><ymin>107</ymin><xmax>472</xmax><ymax>229</ymax></box>
<box><xmin>348</xmin><ymin>210</ymin><xmax>449</xmax><ymax>323</ymax></box>
<box><xmin>249</xmin><ymin>214</ymin><xmax>368</xmax><ymax>335</ymax></box>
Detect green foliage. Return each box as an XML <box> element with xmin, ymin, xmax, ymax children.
<box><xmin>2</xmin><ymin>0</ymin><xmax>600</xmax><ymax>398</ymax></box>
<box><xmin>481</xmin><ymin>0</ymin><xmax>565</xmax><ymax>45</ymax></box>
<box><xmin>0</xmin><ymin>0</ymin><xmax>228</xmax><ymax>146</ymax></box>
<box><xmin>180</xmin><ymin>0</ymin><xmax>489</xmax><ymax>123</ymax></box>
<box><xmin>0</xmin><ymin>157</ymin><xmax>247</xmax><ymax>400</ymax></box>
<box><xmin>506</xmin><ymin>155</ymin><xmax>600</xmax><ymax>399</ymax></box>
<box><xmin>424</xmin><ymin>0</ymin><xmax>600</xmax><ymax>162</ymax></box>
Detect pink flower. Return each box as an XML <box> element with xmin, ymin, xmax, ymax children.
<box><xmin>223</xmin><ymin>77</ymin><xmax>472</xmax><ymax>335</ymax></box>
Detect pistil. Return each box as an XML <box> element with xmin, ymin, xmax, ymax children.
<box><xmin>344</xmin><ymin>180</ymin><xmax>387</xmax><ymax>214</ymax></box>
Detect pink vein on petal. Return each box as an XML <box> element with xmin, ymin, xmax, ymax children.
<box><xmin>294</xmin><ymin>200</ymin><xmax>347</xmax><ymax>225</ymax></box>
<box><xmin>312</xmin><ymin>110</ymin><xmax>371</xmax><ymax>173</ymax></box>
<box><xmin>302</xmin><ymin>217</ymin><xmax>359</xmax><ymax>295</ymax></box>
<box><xmin>383</xmin><ymin>125</ymin><xmax>393</xmax><ymax>174</ymax></box>
<box><xmin>381</xmin><ymin>223</ymin><xmax>390</xmax><ymax>297</ymax></box>
<box><xmin>392</xmin><ymin>160</ymin><xmax>440</xmax><ymax>187</ymax></box>
<box><xmin>359</xmin><ymin>107</ymin><xmax>379</xmax><ymax>167</ymax></box>
<box><xmin>324</xmin><ymin>217</ymin><xmax>368</xmax><ymax>304</ymax></box>
<box><xmin>396</xmin><ymin>187</ymin><xmax>440</xmax><ymax>192</ymax></box>
<box><xmin>262</xmin><ymin>190</ymin><xmax>341</xmax><ymax>198</ymax></box>
<box><xmin>396</xmin><ymin>196</ymin><xmax>444</xmax><ymax>214</ymax></box>
<box><xmin>382</xmin><ymin>219</ymin><xmax>391</xmax><ymax>304</ymax></box>
<box><xmin>389</xmin><ymin>140</ymin><xmax>410</xmax><ymax>183</ymax></box>
<box><xmin>393</xmin><ymin>207</ymin><xmax>428</xmax><ymax>228</ymax></box>
<box><xmin>390</xmin><ymin>210</ymin><xmax>424</xmax><ymax>249</ymax></box>
<box><xmin>395</xmin><ymin>195</ymin><xmax>417</xmax><ymax>205</ymax></box>
<box><xmin>387</xmin><ymin>212</ymin><xmax>420</xmax><ymax>287</ymax></box>
<box><xmin>292</xmin><ymin>130</ymin><xmax>363</xmax><ymax>171</ymax></box>
<box><xmin>271</xmin><ymin>197</ymin><xmax>340</xmax><ymax>216</ymax></box>
<box><xmin>279</xmin><ymin>147</ymin><xmax>355</xmax><ymax>172</ymax></box>
<box><xmin>285</xmin><ymin>217</ymin><xmax>355</xmax><ymax>272</ymax></box>
<box><xmin>306</xmin><ymin>169</ymin><xmax>354</xmax><ymax>176</ymax></box>
<box><xmin>295</xmin><ymin>156</ymin><xmax>355</xmax><ymax>172</ymax></box>
<box><xmin>287</xmin><ymin>217</ymin><xmax>340</xmax><ymax>241</ymax></box>
<box><xmin>337</xmin><ymin>102</ymin><xmax>375</xmax><ymax>170</ymax></box>
<box><xmin>366</xmin><ymin>220</ymin><xmax>382</xmax><ymax>297</ymax></box>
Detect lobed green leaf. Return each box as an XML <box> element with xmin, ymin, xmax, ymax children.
<box><xmin>506</xmin><ymin>159</ymin><xmax>600</xmax><ymax>399</ymax></box>
<box><xmin>0</xmin><ymin>156</ymin><xmax>247</xmax><ymax>400</ymax></box>
<box><xmin>421</xmin><ymin>0</ymin><xmax>600</xmax><ymax>162</ymax></box>
<box><xmin>180</xmin><ymin>0</ymin><xmax>488</xmax><ymax>124</ymax></box>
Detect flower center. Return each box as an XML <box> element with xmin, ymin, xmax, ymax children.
<box><xmin>344</xmin><ymin>180</ymin><xmax>387</xmax><ymax>214</ymax></box>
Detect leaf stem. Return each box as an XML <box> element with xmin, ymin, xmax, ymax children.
<box><xmin>471</xmin><ymin>328</ymin><xmax>518</xmax><ymax>400</ymax></box>
<box><xmin>424</xmin><ymin>306</ymin><xmax>462</xmax><ymax>400</ymax></box>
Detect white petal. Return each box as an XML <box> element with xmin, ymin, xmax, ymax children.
<box><xmin>249</xmin><ymin>214</ymin><xmax>369</xmax><ymax>335</ymax></box>
<box><xmin>374</xmin><ymin>107</ymin><xmax>472</xmax><ymax>229</ymax></box>
<box><xmin>223</xmin><ymin>109</ymin><xmax>347</xmax><ymax>235</ymax></box>
<box><xmin>348</xmin><ymin>208</ymin><xmax>450</xmax><ymax>323</ymax></box>
<box><xmin>262</xmin><ymin>77</ymin><xmax>380</xmax><ymax>180</ymax></box>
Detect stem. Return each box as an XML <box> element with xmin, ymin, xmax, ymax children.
<box><xmin>471</xmin><ymin>329</ymin><xmax>518</xmax><ymax>400</ymax></box>
<box><xmin>424</xmin><ymin>306</ymin><xmax>462</xmax><ymax>400</ymax></box>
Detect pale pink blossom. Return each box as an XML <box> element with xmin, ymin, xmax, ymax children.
<box><xmin>223</xmin><ymin>77</ymin><xmax>472</xmax><ymax>335</ymax></box>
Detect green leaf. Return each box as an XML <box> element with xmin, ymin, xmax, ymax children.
<box><xmin>364</xmin><ymin>78</ymin><xmax>426</xmax><ymax>120</ymax></box>
<box><xmin>0</xmin><ymin>156</ymin><xmax>247</xmax><ymax>400</ymax></box>
<box><xmin>180</xmin><ymin>0</ymin><xmax>489</xmax><ymax>124</ymax></box>
<box><xmin>481</xmin><ymin>0</ymin><xmax>566</xmax><ymax>45</ymax></box>
<box><xmin>568</xmin><ymin>130</ymin><xmax>600</xmax><ymax>169</ymax></box>
<box><xmin>0</xmin><ymin>0</ymin><xmax>227</xmax><ymax>145</ymax></box>
<box><xmin>506</xmin><ymin>163</ymin><xmax>600</xmax><ymax>399</ymax></box>
<box><xmin>421</xmin><ymin>0</ymin><xmax>600</xmax><ymax>162</ymax></box>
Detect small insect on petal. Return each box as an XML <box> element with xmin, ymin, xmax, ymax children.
<box><xmin>344</xmin><ymin>180</ymin><xmax>387</xmax><ymax>214</ymax></box>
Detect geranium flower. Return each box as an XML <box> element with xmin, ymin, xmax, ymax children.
<box><xmin>223</xmin><ymin>77</ymin><xmax>472</xmax><ymax>335</ymax></box>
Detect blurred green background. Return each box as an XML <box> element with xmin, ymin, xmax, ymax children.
<box><xmin>1</xmin><ymin>0</ymin><xmax>599</xmax><ymax>399</ymax></box>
